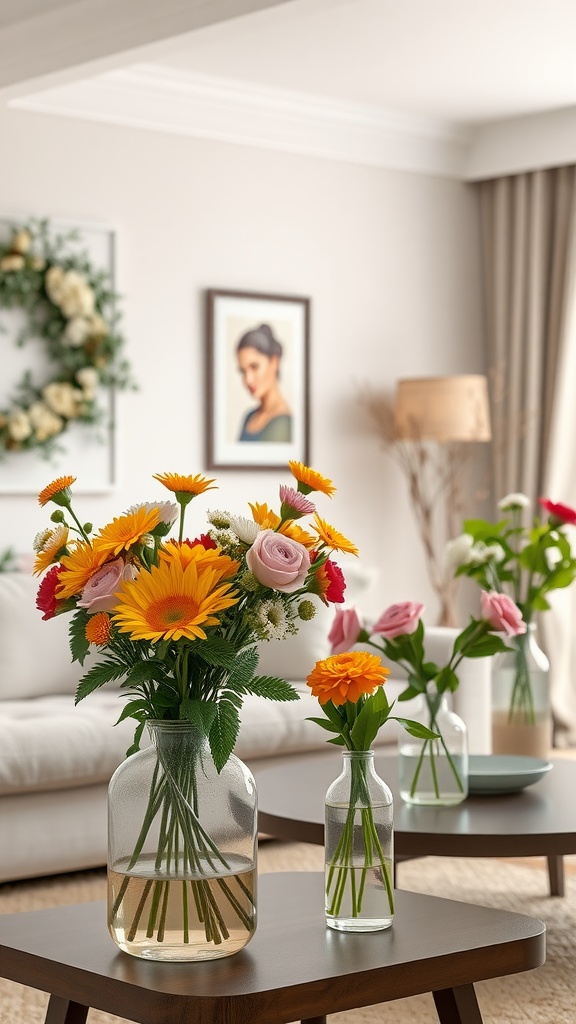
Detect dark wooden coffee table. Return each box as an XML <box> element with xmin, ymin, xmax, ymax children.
<box><xmin>0</xmin><ymin>872</ymin><xmax>544</xmax><ymax>1024</ymax></box>
<box><xmin>254</xmin><ymin>751</ymin><xmax>576</xmax><ymax>896</ymax></box>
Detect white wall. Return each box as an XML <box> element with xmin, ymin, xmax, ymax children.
<box><xmin>0</xmin><ymin>105</ymin><xmax>485</xmax><ymax>620</ymax></box>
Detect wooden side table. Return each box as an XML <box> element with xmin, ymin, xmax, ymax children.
<box><xmin>0</xmin><ymin>873</ymin><xmax>544</xmax><ymax>1024</ymax></box>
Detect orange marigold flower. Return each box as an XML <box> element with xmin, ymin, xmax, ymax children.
<box><xmin>38</xmin><ymin>475</ymin><xmax>76</xmax><ymax>507</ymax></box>
<box><xmin>95</xmin><ymin>508</ymin><xmax>162</xmax><ymax>557</ymax></box>
<box><xmin>153</xmin><ymin>472</ymin><xmax>217</xmax><ymax>497</ymax></box>
<box><xmin>85</xmin><ymin>612</ymin><xmax>112</xmax><ymax>646</ymax></box>
<box><xmin>307</xmin><ymin>651</ymin><xmax>389</xmax><ymax>706</ymax></box>
<box><xmin>312</xmin><ymin>514</ymin><xmax>358</xmax><ymax>555</ymax></box>
<box><xmin>33</xmin><ymin>525</ymin><xmax>69</xmax><ymax>575</ymax></box>
<box><xmin>57</xmin><ymin>542</ymin><xmax>109</xmax><ymax>600</ymax></box>
<box><xmin>288</xmin><ymin>462</ymin><xmax>336</xmax><ymax>497</ymax></box>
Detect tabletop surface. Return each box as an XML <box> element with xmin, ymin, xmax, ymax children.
<box><xmin>0</xmin><ymin>873</ymin><xmax>545</xmax><ymax>1024</ymax></box>
<box><xmin>254</xmin><ymin>752</ymin><xmax>576</xmax><ymax>856</ymax></box>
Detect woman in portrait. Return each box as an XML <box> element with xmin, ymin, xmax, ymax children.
<box><xmin>236</xmin><ymin>323</ymin><xmax>292</xmax><ymax>442</ymax></box>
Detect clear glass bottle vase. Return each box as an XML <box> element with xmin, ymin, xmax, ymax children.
<box><xmin>398</xmin><ymin>690</ymin><xmax>468</xmax><ymax>805</ymax></box>
<box><xmin>107</xmin><ymin>721</ymin><xmax>257</xmax><ymax>961</ymax></box>
<box><xmin>324</xmin><ymin>750</ymin><xmax>394</xmax><ymax>933</ymax></box>
<box><xmin>491</xmin><ymin>622</ymin><xmax>552</xmax><ymax>758</ymax></box>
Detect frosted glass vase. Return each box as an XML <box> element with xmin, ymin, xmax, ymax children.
<box><xmin>107</xmin><ymin>721</ymin><xmax>257</xmax><ymax>961</ymax></box>
<box><xmin>398</xmin><ymin>691</ymin><xmax>468</xmax><ymax>805</ymax></box>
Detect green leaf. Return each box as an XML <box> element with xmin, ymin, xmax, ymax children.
<box><xmin>464</xmin><ymin>635</ymin><xmax>510</xmax><ymax>657</ymax></box>
<box><xmin>434</xmin><ymin>666</ymin><xmax>458</xmax><ymax>693</ymax></box>
<box><xmin>245</xmin><ymin>675</ymin><xmax>300</xmax><ymax>701</ymax></box>
<box><xmin>180</xmin><ymin>698</ymin><xmax>217</xmax><ymax>734</ymax></box>
<box><xmin>306</xmin><ymin>716</ymin><xmax>341</xmax><ymax>734</ymax></box>
<box><xmin>124</xmin><ymin>660</ymin><xmax>168</xmax><ymax>686</ymax></box>
<box><xmin>209</xmin><ymin>699</ymin><xmax>241</xmax><ymax>772</ymax></box>
<box><xmin>327</xmin><ymin>735</ymin><xmax>346</xmax><ymax>746</ymax></box>
<box><xmin>126</xmin><ymin>719</ymin><xmax>146</xmax><ymax>757</ymax></box>
<box><xmin>393</xmin><ymin>716</ymin><xmax>439</xmax><ymax>740</ymax></box>
<box><xmin>194</xmin><ymin>637</ymin><xmax>239</xmax><ymax>671</ymax></box>
<box><xmin>317</xmin><ymin>700</ymin><xmax>346</xmax><ymax>730</ymax></box>
<box><xmin>350</xmin><ymin>687</ymin><xmax>390</xmax><ymax>750</ymax></box>
<box><xmin>115</xmin><ymin>699</ymin><xmax>149</xmax><ymax>724</ymax></box>
<box><xmin>69</xmin><ymin>610</ymin><xmax>90</xmax><ymax>665</ymax></box>
<box><xmin>75</xmin><ymin>660</ymin><xmax>125</xmax><ymax>703</ymax></box>
<box><xmin>397</xmin><ymin>684</ymin><xmax>422</xmax><ymax>702</ymax></box>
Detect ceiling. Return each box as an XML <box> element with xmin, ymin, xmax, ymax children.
<box><xmin>4</xmin><ymin>0</ymin><xmax>576</xmax><ymax>179</ymax></box>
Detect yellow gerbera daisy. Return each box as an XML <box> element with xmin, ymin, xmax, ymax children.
<box><xmin>33</xmin><ymin>525</ymin><xmax>69</xmax><ymax>576</ymax></box>
<box><xmin>160</xmin><ymin>539</ymin><xmax>240</xmax><ymax>581</ymax></box>
<box><xmin>38</xmin><ymin>475</ymin><xmax>76</xmax><ymax>507</ymax></box>
<box><xmin>153</xmin><ymin>472</ymin><xmax>217</xmax><ymax>497</ymax></box>
<box><xmin>288</xmin><ymin>462</ymin><xmax>336</xmax><ymax>497</ymax></box>
<box><xmin>307</xmin><ymin>651</ymin><xmax>389</xmax><ymax>706</ymax></box>
<box><xmin>312</xmin><ymin>514</ymin><xmax>358</xmax><ymax>555</ymax></box>
<box><xmin>112</xmin><ymin>558</ymin><xmax>239</xmax><ymax>642</ymax></box>
<box><xmin>249</xmin><ymin>502</ymin><xmax>281</xmax><ymax>530</ymax></box>
<box><xmin>95</xmin><ymin>508</ymin><xmax>162</xmax><ymax>557</ymax></box>
<box><xmin>56</xmin><ymin>542</ymin><xmax>110</xmax><ymax>600</ymax></box>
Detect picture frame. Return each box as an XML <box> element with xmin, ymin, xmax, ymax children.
<box><xmin>206</xmin><ymin>288</ymin><xmax>310</xmax><ymax>470</ymax></box>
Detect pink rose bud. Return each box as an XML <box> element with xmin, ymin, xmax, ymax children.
<box><xmin>328</xmin><ymin>606</ymin><xmax>364</xmax><ymax>655</ymax></box>
<box><xmin>78</xmin><ymin>557</ymin><xmax>138</xmax><ymax>613</ymax></box>
<box><xmin>480</xmin><ymin>591</ymin><xmax>526</xmax><ymax>637</ymax></box>
<box><xmin>246</xmin><ymin>528</ymin><xmax>310</xmax><ymax>593</ymax></box>
<box><xmin>371</xmin><ymin>601</ymin><xmax>424</xmax><ymax>639</ymax></box>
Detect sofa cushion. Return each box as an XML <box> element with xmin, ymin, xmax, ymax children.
<box><xmin>0</xmin><ymin>572</ymin><xmax>86</xmax><ymax>699</ymax></box>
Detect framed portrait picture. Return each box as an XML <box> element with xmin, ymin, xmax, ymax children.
<box><xmin>206</xmin><ymin>288</ymin><xmax>310</xmax><ymax>470</ymax></box>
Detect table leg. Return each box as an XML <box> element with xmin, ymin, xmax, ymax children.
<box><xmin>301</xmin><ymin>1018</ymin><xmax>326</xmax><ymax>1024</ymax></box>
<box><xmin>547</xmin><ymin>854</ymin><xmax>565</xmax><ymax>897</ymax></box>
<box><xmin>45</xmin><ymin>995</ymin><xmax>89</xmax><ymax>1024</ymax></box>
<box><xmin>432</xmin><ymin>984</ymin><xmax>483</xmax><ymax>1024</ymax></box>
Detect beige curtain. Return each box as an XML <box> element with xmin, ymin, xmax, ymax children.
<box><xmin>477</xmin><ymin>165</ymin><xmax>576</xmax><ymax>742</ymax></box>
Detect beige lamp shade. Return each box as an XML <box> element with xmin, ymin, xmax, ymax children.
<box><xmin>393</xmin><ymin>375</ymin><xmax>491</xmax><ymax>443</ymax></box>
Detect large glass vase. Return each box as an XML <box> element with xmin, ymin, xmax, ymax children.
<box><xmin>107</xmin><ymin>721</ymin><xmax>257</xmax><ymax>961</ymax></box>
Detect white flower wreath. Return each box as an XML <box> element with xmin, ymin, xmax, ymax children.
<box><xmin>0</xmin><ymin>218</ymin><xmax>133</xmax><ymax>459</ymax></box>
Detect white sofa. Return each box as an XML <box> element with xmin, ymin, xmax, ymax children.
<box><xmin>0</xmin><ymin>571</ymin><xmax>492</xmax><ymax>882</ymax></box>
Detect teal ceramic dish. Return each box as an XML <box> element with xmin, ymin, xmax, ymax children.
<box><xmin>468</xmin><ymin>755</ymin><xmax>553</xmax><ymax>795</ymax></box>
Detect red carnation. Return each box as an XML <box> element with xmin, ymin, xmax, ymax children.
<box><xmin>185</xmin><ymin>534</ymin><xmax>218</xmax><ymax>550</ymax></box>
<box><xmin>539</xmin><ymin>498</ymin><xmax>576</xmax><ymax>527</ymax></box>
<box><xmin>323</xmin><ymin>559</ymin><xmax>346</xmax><ymax>603</ymax></box>
<box><xmin>36</xmin><ymin>564</ymin><xmax>63</xmax><ymax>620</ymax></box>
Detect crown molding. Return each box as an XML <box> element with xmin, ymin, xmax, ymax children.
<box><xmin>10</xmin><ymin>62</ymin><xmax>472</xmax><ymax>178</ymax></box>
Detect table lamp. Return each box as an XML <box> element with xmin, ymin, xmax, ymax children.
<box><xmin>392</xmin><ymin>374</ymin><xmax>491</xmax><ymax>626</ymax></box>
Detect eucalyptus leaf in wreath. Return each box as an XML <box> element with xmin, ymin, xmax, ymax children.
<box><xmin>0</xmin><ymin>217</ymin><xmax>135</xmax><ymax>460</ymax></box>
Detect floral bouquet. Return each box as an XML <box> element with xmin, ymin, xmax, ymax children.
<box><xmin>305</xmin><ymin>649</ymin><xmax>435</xmax><ymax>927</ymax></box>
<box><xmin>327</xmin><ymin>594</ymin><xmax>525</xmax><ymax>803</ymax></box>
<box><xmin>33</xmin><ymin>462</ymin><xmax>354</xmax><ymax>954</ymax></box>
<box><xmin>447</xmin><ymin>494</ymin><xmax>576</xmax><ymax>726</ymax></box>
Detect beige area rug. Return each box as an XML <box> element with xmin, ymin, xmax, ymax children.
<box><xmin>0</xmin><ymin>846</ymin><xmax>575</xmax><ymax>1024</ymax></box>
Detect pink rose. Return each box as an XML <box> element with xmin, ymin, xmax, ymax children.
<box><xmin>480</xmin><ymin>591</ymin><xmax>526</xmax><ymax>637</ymax></box>
<box><xmin>78</xmin><ymin>557</ymin><xmax>137</xmax><ymax>613</ymax></box>
<box><xmin>539</xmin><ymin>497</ymin><xmax>576</xmax><ymax>527</ymax></box>
<box><xmin>371</xmin><ymin>601</ymin><xmax>424</xmax><ymax>639</ymax></box>
<box><xmin>328</xmin><ymin>607</ymin><xmax>363</xmax><ymax>654</ymax></box>
<box><xmin>246</xmin><ymin>529</ymin><xmax>310</xmax><ymax>593</ymax></box>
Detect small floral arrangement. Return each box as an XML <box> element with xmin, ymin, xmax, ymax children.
<box><xmin>327</xmin><ymin>593</ymin><xmax>525</xmax><ymax>801</ymax></box>
<box><xmin>447</xmin><ymin>494</ymin><xmax>576</xmax><ymax>723</ymax></box>
<box><xmin>0</xmin><ymin>218</ymin><xmax>133</xmax><ymax>458</ymax></box>
<box><xmin>33</xmin><ymin>462</ymin><xmax>355</xmax><ymax>950</ymax></box>
<box><xmin>305</xmin><ymin>649</ymin><xmax>434</xmax><ymax>924</ymax></box>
